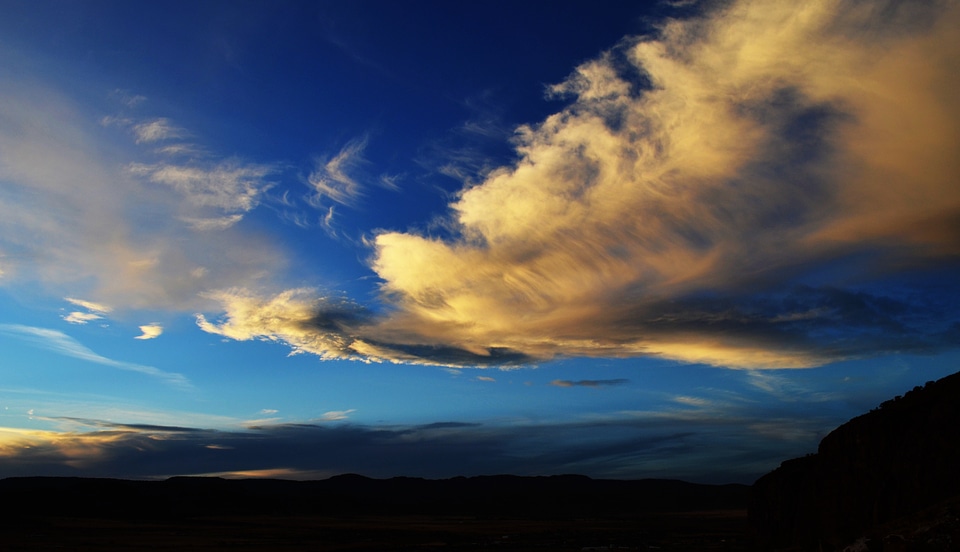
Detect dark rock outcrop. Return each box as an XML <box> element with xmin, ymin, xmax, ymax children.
<box><xmin>750</xmin><ymin>371</ymin><xmax>960</xmax><ymax>551</ymax></box>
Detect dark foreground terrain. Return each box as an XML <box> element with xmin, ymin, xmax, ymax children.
<box><xmin>5</xmin><ymin>371</ymin><xmax>958</xmax><ymax>551</ymax></box>
<box><xmin>0</xmin><ymin>475</ymin><xmax>751</xmax><ymax>551</ymax></box>
<box><xmin>751</xmin><ymin>370</ymin><xmax>960</xmax><ymax>551</ymax></box>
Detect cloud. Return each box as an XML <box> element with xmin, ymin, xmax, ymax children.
<box><xmin>550</xmin><ymin>379</ymin><xmax>630</xmax><ymax>388</ymax></box>
<box><xmin>195</xmin><ymin>289</ymin><xmax>369</xmax><ymax>360</ymax></box>
<box><xmin>62</xmin><ymin>297</ymin><xmax>112</xmax><ymax>324</ymax></box>
<box><xmin>0</xmin><ymin>324</ymin><xmax>190</xmax><ymax>389</ymax></box>
<box><xmin>318</xmin><ymin>409</ymin><xmax>355</xmax><ymax>421</ymax></box>
<box><xmin>6</xmin><ymin>0</ymin><xmax>955</xmax><ymax>372</ymax></box>
<box><xmin>195</xmin><ymin>288</ymin><xmax>538</xmax><ymax>367</ymax></box>
<box><xmin>134</xmin><ymin>324</ymin><xmax>163</xmax><ymax>340</ymax></box>
<box><xmin>181</xmin><ymin>214</ymin><xmax>245</xmax><ymax>231</ymax></box>
<box><xmin>476</xmin><ymin>376</ymin><xmax>496</xmax><ymax>383</ymax></box>
<box><xmin>364</xmin><ymin>0</ymin><xmax>960</xmax><ymax>368</ymax></box>
<box><xmin>109</xmin><ymin>89</ymin><xmax>147</xmax><ymax>108</ymax></box>
<box><xmin>62</xmin><ymin>311</ymin><xmax>104</xmax><ymax>324</ymax></box>
<box><xmin>130</xmin><ymin>160</ymin><xmax>274</xmax><ymax>217</ymax></box>
<box><xmin>65</xmin><ymin>298</ymin><xmax>112</xmax><ymax>314</ymax></box>
<box><xmin>378</xmin><ymin>173</ymin><xmax>402</xmax><ymax>191</ymax></box>
<box><xmin>133</xmin><ymin>118</ymin><xmax>186</xmax><ymax>144</ymax></box>
<box><xmin>196</xmin><ymin>0</ymin><xmax>959</xmax><ymax>369</ymax></box>
<box><xmin>320</xmin><ymin>205</ymin><xmax>338</xmax><ymax>237</ymax></box>
<box><xmin>0</xmin><ymin>80</ymin><xmax>286</xmax><ymax>311</ymax></box>
<box><xmin>42</xmin><ymin>417</ymin><xmax>202</xmax><ymax>433</ymax></box>
<box><xmin>0</xmin><ymin>397</ymin><xmax>842</xmax><ymax>482</ymax></box>
<box><xmin>307</xmin><ymin>136</ymin><xmax>369</xmax><ymax>206</ymax></box>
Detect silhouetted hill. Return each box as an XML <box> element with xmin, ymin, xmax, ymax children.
<box><xmin>750</xmin><ymin>370</ymin><xmax>960</xmax><ymax>551</ymax></box>
<box><xmin>0</xmin><ymin>473</ymin><xmax>748</xmax><ymax>521</ymax></box>
<box><xmin>0</xmin><ymin>474</ymin><xmax>753</xmax><ymax>550</ymax></box>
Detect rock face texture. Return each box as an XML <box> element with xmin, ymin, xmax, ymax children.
<box><xmin>750</xmin><ymin>371</ymin><xmax>960</xmax><ymax>551</ymax></box>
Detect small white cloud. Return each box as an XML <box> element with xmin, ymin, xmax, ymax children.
<box><xmin>134</xmin><ymin>324</ymin><xmax>163</xmax><ymax>340</ymax></box>
<box><xmin>321</xmin><ymin>205</ymin><xmax>336</xmax><ymax>235</ymax></box>
<box><xmin>109</xmin><ymin>89</ymin><xmax>147</xmax><ymax>108</ymax></box>
<box><xmin>673</xmin><ymin>396</ymin><xmax>711</xmax><ymax>407</ymax></box>
<box><xmin>65</xmin><ymin>298</ymin><xmax>112</xmax><ymax>314</ymax></box>
<box><xmin>155</xmin><ymin>143</ymin><xmax>204</xmax><ymax>157</ymax></box>
<box><xmin>241</xmin><ymin>417</ymin><xmax>282</xmax><ymax>428</ymax></box>
<box><xmin>133</xmin><ymin>118</ymin><xmax>185</xmax><ymax>144</ymax></box>
<box><xmin>63</xmin><ymin>311</ymin><xmax>103</xmax><ymax>324</ymax></box>
<box><xmin>62</xmin><ymin>298</ymin><xmax>112</xmax><ymax>324</ymax></box>
<box><xmin>100</xmin><ymin>115</ymin><xmax>133</xmax><ymax>128</ymax></box>
<box><xmin>181</xmin><ymin>214</ymin><xmax>244</xmax><ymax>231</ymax></box>
<box><xmin>260</xmin><ymin>409</ymin><xmax>278</xmax><ymax>415</ymax></box>
<box><xmin>550</xmin><ymin>379</ymin><xmax>630</xmax><ymax>388</ymax></box>
<box><xmin>378</xmin><ymin>173</ymin><xmax>402</xmax><ymax>191</ymax></box>
<box><xmin>476</xmin><ymin>376</ymin><xmax>496</xmax><ymax>383</ymax></box>
<box><xmin>318</xmin><ymin>409</ymin><xmax>355</xmax><ymax>421</ymax></box>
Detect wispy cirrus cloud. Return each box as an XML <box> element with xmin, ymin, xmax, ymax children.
<box><xmin>132</xmin><ymin>117</ymin><xmax>186</xmax><ymax>144</ymax></box>
<box><xmin>0</xmin><ymin>324</ymin><xmax>190</xmax><ymax>389</ymax></box>
<box><xmin>199</xmin><ymin>0</ymin><xmax>960</xmax><ymax>369</ymax></box>
<box><xmin>64</xmin><ymin>297</ymin><xmax>112</xmax><ymax>314</ymax></box>
<box><xmin>129</xmin><ymin>160</ymin><xmax>277</xmax><ymax>230</ymax></box>
<box><xmin>307</xmin><ymin>136</ymin><xmax>369</xmax><ymax>206</ymax></box>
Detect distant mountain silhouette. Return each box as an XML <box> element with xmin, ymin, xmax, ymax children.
<box><xmin>750</xmin><ymin>370</ymin><xmax>960</xmax><ymax>551</ymax></box>
<box><xmin>0</xmin><ymin>474</ymin><xmax>756</xmax><ymax>551</ymax></box>
<box><xmin>0</xmin><ymin>473</ymin><xmax>748</xmax><ymax>521</ymax></box>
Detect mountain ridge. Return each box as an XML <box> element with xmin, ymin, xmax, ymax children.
<box><xmin>0</xmin><ymin>472</ymin><xmax>749</xmax><ymax>520</ymax></box>
<box><xmin>750</xmin><ymin>370</ymin><xmax>960</xmax><ymax>550</ymax></box>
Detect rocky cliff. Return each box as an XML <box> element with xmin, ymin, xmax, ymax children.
<box><xmin>750</xmin><ymin>370</ymin><xmax>960</xmax><ymax>550</ymax></box>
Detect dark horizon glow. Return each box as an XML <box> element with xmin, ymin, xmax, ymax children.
<box><xmin>0</xmin><ymin>0</ymin><xmax>958</xmax><ymax>484</ymax></box>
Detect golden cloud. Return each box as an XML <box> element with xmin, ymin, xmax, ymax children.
<box><xmin>201</xmin><ymin>0</ymin><xmax>960</xmax><ymax>369</ymax></box>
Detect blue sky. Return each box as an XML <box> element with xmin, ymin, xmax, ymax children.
<box><xmin>1</xmin><ymin>0</ymin><xmax>958</xmax><ymax>483</ymax></box>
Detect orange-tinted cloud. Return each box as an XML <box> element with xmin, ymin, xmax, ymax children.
<box><xmin>199</xmin><ymin>0</ymin><xmax>960</xmax><ymax>369</ymax></box>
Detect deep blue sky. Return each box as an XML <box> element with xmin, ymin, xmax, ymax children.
<box><xmin>1</xmin><ymin>0</ymin><xmax>958</xmax><ymax>483</ymax></box>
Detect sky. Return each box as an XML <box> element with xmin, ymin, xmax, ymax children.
<box><xmin>0</xmin><ymin>0</ymin><xmax>958</xmax><ymax>484</ymax></box>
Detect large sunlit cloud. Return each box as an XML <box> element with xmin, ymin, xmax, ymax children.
<box><xmin>200</xmin><ymin>0</ymin><xmax>960</xmax><ymax>369</ymax></box>
<box><xmin>195</xmin><ymin>288</ymin><xmax>369</xmax><ymax>360</ymax></box>
<box><xmin>196</xmin><ymin>287</ymin><xmax>536</xmax><ymax>367</ymax></box>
